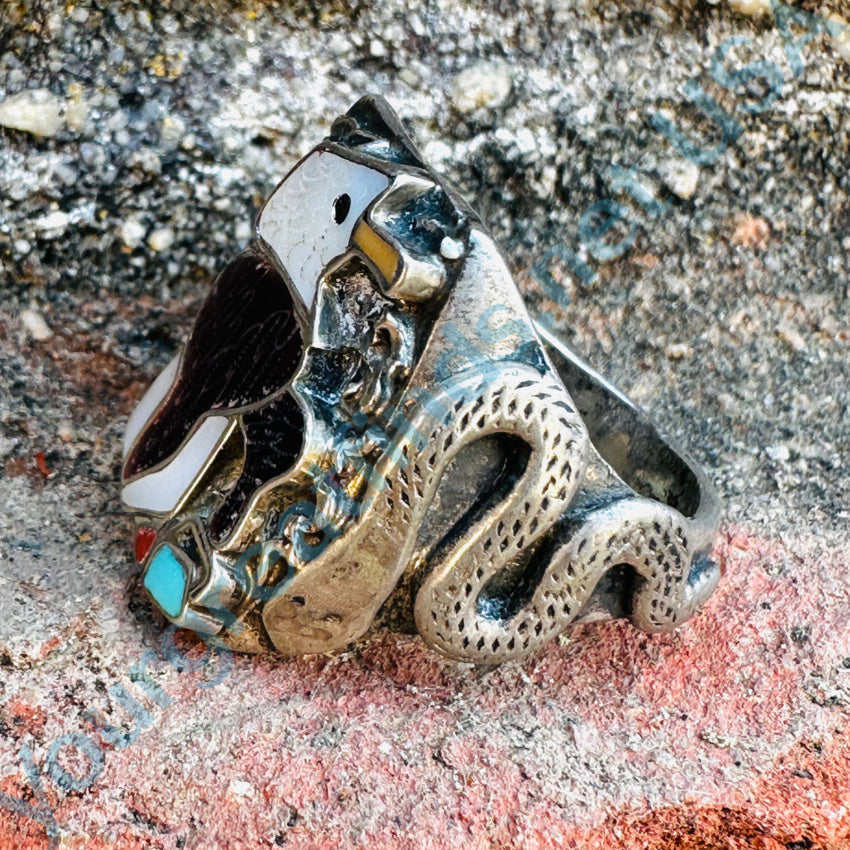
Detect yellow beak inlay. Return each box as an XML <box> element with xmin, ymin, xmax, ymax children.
<box><xmin>353</xmin><ymin>220</ymin><xmax>399</xmax><ymax>286</ymax></box>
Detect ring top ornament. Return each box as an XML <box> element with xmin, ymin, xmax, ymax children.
<box><xmin>121</xmin><ymin>96</ymin><xmax>722</xmax><ymax>664</ymax></box>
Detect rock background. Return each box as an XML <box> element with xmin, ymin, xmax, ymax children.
<box><xmin>0</xmin><ymin>1</ymin><xmax>848</xmax><ymax>848</ymax></box>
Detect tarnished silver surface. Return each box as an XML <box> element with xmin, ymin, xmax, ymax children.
<box><xmin>121</xmin><ymin>96</ymin><xmax>722</xmax><ymax>664</ymax></box>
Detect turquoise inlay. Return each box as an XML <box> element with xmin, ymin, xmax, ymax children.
<box><xmin>144</xmin><ymin>546</ymin><xmax>187</xmax><ymax>619</ymax></box>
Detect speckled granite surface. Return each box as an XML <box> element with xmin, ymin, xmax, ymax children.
<box><xmin>0</xmin><ymin>1</ymin><xmax>848</xmax><ymax>848</ymax></box>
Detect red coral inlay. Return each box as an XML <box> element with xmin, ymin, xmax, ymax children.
<box><xmin>135</xmin><ymin>526</ymin><xmax>157</xmax><ymax>563</ymax></box>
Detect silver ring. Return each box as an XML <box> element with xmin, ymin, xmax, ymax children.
<box><xmin>121</xmin><ymin>96</ymin><xmax>722</xmax><ymax>664</ymax></box>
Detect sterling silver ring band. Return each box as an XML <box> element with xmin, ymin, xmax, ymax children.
<box><xmin>121</xmin><ymin>96</ymin><xmax>722</xmax><ymax>664</ymax></box>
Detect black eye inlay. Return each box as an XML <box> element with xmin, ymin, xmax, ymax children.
<box><xmin>333</xmin><ymin>193</ymin><xmax>351</xmax><ymax>225</ymax></box>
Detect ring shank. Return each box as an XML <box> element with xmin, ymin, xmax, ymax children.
<box><xmin>535</xmin><ymin>322</ymin><xmax>722</xmax><ymax>625</ymax></box>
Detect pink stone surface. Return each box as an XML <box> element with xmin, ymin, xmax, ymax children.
<box><xmin>3</xmin><ymin>529</ymin><xmax>849</xmax><ymax>849</ymax></box>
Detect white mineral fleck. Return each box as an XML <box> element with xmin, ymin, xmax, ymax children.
<box><xmin>451</xmin><ymin>61</ymin><xmax>513</xmax><ymax>113</ymax></box>
<box><xmin>0</xmin><ymin>89</ymin><xmax>64</xmax><ymax>137</ymax></box>
<box><xmin>65</xmin><ymin>97</ymin><xmax>88</xmax><ymax>131</ymax></box>
<box><xmin>65</xmin><ymin>83</ymin><xmax>89</xmax><ymax>131</ymax></box>
<box><xmin>121</xmin><ymin>217</ymin><xmax>146</xmax><ymax>249</ymax></box>
<box><xmin>574</xmin><ymin>103</ymin><xmax>599</xmax><ymax>126</ymax></box>
<box><xmin>229</xmin><ymin>779</ymin><xmax>253</xmax><ymax>797</ymax></box>
<box><xmin>422</xmin><ymin>140</ymin><xmax>453</xmax><ymax>166</ymax></box>
<box><xmin>659</xmin><ymin>159</ymin><xmax>700</xmax><ymax>200</ymax></box>
<box><xmin>728</xmin><ymin>0</ymin><xmax>770</xmax><ymax>15</ymax></box>
<box><xmin>766</xmin><ymin>445</ymin><xmax>790</xmax><ymax>462</ymax></box>
<box><xmin>33</xmin><ymin>210</ymin><xmax>70</xmax><ymax>237</ymax></box>
<box><xmin>127</xmin><ymin>147</ymin><xmax>162</xmax><ymax>174</ymax></box>
<box><xmin>665</xmin><ymin>343</ymin><xmax>694</xmax><ymax>360</ymax></box>
<box><xmin>148</xmin><ymin>227</ymin><xmax>175</xmax><ymax>252</ymax></box>
<box><xmin>160</xmin><ymin>114</ymin><xmax>186</xmax><ymax>148</ymax></box>
<box><xmin>20</xmin><ymin>308</ymin><xmax>53</xmax><ymax>341</ymax></box>
<box><xmin>235</xmin><ymin>220</ymin><xmax>252</xmax><ymax>243</ymax></box>
<box><xmin>514</xmin><ymin>127</ymin><xmax>537</xmax><ymax>156</ymax></box>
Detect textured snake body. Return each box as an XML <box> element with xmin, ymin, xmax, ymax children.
<box><xmin>405</xmin><ymin>378</ymin><xmax>716</xmax><ymax>663</ymax></box>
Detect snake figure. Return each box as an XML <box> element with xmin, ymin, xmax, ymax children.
<box><xmin>122</xmin><ymin>97</ymin><xmax>721</xmax><ymax>663</ymax></box>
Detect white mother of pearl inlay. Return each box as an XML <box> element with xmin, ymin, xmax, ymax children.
<box><xmin>122</xmin><ymin>353</ymin><xmax>181</xmax><ymax>460</ymax></box>
<box><xmin>257</xmin><ymin>151</ymin><xmax>390</xmax><ymax>309</ymax></box>
<box><xmin>121</xmin><ymin>416</ymin><xmax>234</xmax><ymax>514</ymax></box>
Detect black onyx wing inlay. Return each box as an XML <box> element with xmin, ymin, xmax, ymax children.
<box><xmin>209</xmin><ymin>392</ymin><xmax>305</xmax><ymax>544</ymax></box>
<box><xmin>125</xmin><ymin>251</ymin><xmax>304</xmax><ymax>480</ymax></box>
